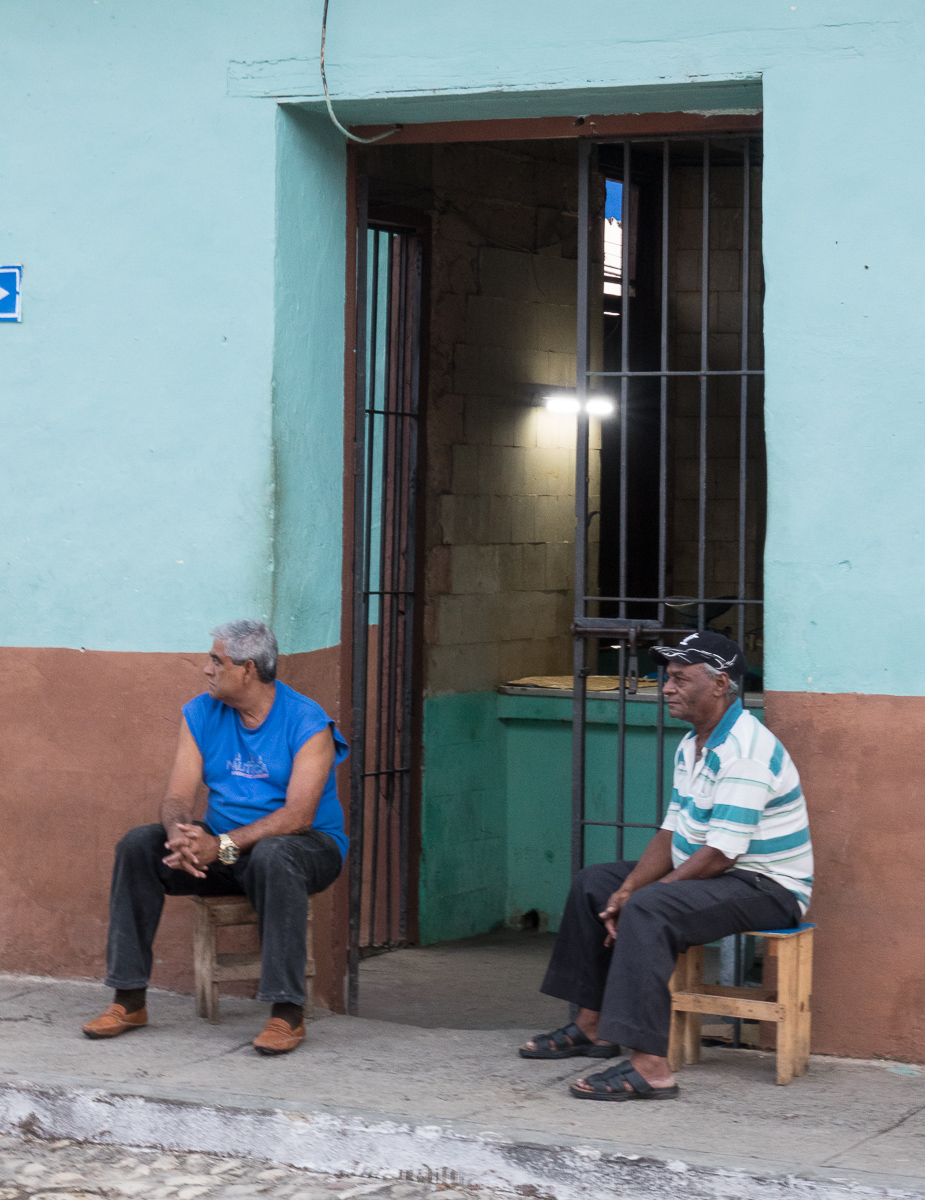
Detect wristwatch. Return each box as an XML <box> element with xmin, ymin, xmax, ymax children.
<box><xmin>217</xmin><ymin>834</ymin><xmax>241</xmax><ymax>865</ymax></box>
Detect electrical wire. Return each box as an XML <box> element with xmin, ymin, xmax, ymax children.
<box><xmin>320</xmin><ymin>0</ymin><xmax>401</xmax><ymax>144</ymax></box>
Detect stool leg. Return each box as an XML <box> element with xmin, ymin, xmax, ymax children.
<box><xmin>192</xmin><ymin>904</ymin><xmax>216</xmax><ymax>1021</ymax></box>
<box><xmin>667</xmin><ymin>950</ymin><xmax>687</xmax><ymax>1072</ymax></box>
<box><xmin>776</xmin><ymin>936</ymin><xmax>800</xmax><ymax>1085</ymax></box>
<box><xmin>795</xmin><ymin>930</ymin><xmax>813</xmax><ymax>1077</ymax></box>
<box><xmin>304</xmin><ymin>899</ymin><xmax>315</xmax><ymax>1021</ymax></box>
<box><xmin>683</xmin><ymin>946</ymin><xmax>703</xmax><ymax>1065</ymax></box>
<box><xmin>206</xmin><ymin>979</ymin><xmax>220</xmax><ymax>1024</ymax></box>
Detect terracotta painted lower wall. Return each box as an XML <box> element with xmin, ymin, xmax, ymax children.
<box><xmin>0</xmin><ymin>644</ymin><xmax>348</xmax><ymax>1012</ymax></box>
<box><xmin>764</xmin><ymin>691</ymin><xmax>925</xmax><ymax>1062</ymax></box>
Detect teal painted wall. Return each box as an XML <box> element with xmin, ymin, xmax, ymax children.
<box><xmin>1</xmin><ymin>2</ymin><xmax>343</xmax><ymax>654</ymax></box>
<box><xmin>6</xmin><ymin>0</ymin><xmax>925</xmax><ymax>687</ymax></box>
<box><xmin>760</xmin><ymin>51</ymin><xmax>925</xmax><ymax>697</ymax></box>
<box><xmin>273</xmin><ymin>108</ymin><xmax>347</xmax><ymax>653</ymax></box>
<box><xmin>249</xmin><ymin>1</ymin><xmax>925</xmax><ymax>697</ymax></box>
<box><xmin>420</xmin><ymin>692</ymin><xmax>764</xmax><ymax>942</ymax></box>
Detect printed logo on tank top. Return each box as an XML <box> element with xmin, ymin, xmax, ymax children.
<box><xmin>228</xmin><ymin>752</ymin><xmax>270</xmax><ymax>780</ymax></box>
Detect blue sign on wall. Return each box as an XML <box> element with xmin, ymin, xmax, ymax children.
<box><xmin>0</xmin><ymin>266</ymin><xmax>22</xmax><ymax>322</ymax></box>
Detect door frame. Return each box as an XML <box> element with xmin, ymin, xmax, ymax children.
<box><xmin>337</xmin><ymin>107</ymin><xmax>763</xmax><ymax>1008</ymax></box>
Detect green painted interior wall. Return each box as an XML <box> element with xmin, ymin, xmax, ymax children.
<box><xmin>419</xmin><ymin>692</ymin><xmax>506</xmax><ymax>944</ymax></box>
<box><xmin>420</xmin><ymin>692</ymin><xmax>764</xmax><ymax>942</ymax></box>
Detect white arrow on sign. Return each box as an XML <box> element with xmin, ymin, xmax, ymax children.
<box><xmin>0</xmin><ymin>287</ymin><xmax>8</xmax><ymax>302</ymax></box>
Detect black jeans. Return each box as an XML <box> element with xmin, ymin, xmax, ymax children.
<box><xmin>105</xmin><ymin>823</ymin><xmax>343</xmax><ymax>1005</ymax></box>
<box><xmin>540</xmin><ymin>861</ymin><xmax>801</xmax><ymax>1056</ymax></box>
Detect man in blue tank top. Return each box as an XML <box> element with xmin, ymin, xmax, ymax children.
<box><xmin>82</xmin><ymin>620</ymin><xmax>348</xmax><ymax>1055</ymax></box>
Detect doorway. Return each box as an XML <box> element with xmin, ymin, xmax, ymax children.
<box><xmin>345</xmin><ymin>126</ymin><xmax>765</xmax><ymax>1022</ymax></box>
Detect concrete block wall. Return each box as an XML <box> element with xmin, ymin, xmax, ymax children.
<box><xmin>423</xmin><ymin>141</ymin><xmax>600</xmax><ymax>697</ymax></box>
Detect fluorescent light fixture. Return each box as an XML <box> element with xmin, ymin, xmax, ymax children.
<box><xmin>543</xmin><ymin>393</ymin><xmax>616</xmax><ymax>416</ymax></box>
<box><xmin>545</xmin><ymin>395</ymin><xmax>580</xmax><ymax>414</ymax></box>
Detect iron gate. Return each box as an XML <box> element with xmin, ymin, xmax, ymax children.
<box><xmin>348</xmin><ymin>193</ymin><xmax>423</xmax><ymax>1014</ymax></box>
<box><xmin>572</xmin><ymin>135</ymin><xmax>765</xmax><ymax>1019</ymax></box>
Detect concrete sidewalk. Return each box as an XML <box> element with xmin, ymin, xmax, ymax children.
<box><xmin>0</xmin><ymin>975</ymin><xmax>923</xmax><ymax>1200</ymax></box>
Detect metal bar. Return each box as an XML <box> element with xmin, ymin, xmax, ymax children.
<box><xmin>732</xmin><ymin>932</ymin><xmax>744</xmax><ymax>1048</ymax></box>
<box><xmin>385</xmin><ymin>236</ymin><xmax>407</xmax><ymax>946</ymax></box>
<box><xmin>573</xmin><ymin>629</ymin><xmax>765</xmax><ymax>645</ymax></box>
<box><xmin>364</xmin><ymin>228</ymin><xmax>385</xmax><ymax>951</ymax></box>
<box><xmin>582</xmin><ymin>820</ymin><xmax>662</xmax><ymax>830</ymax></box>
<box><xmin>368</xmin><ymin>231</ymin><xmax>397</xmax><ymax>949</ymax></box>
<box><xmin>571</xmin><ymin>138</ymin><xmax>592</xmax><ymax>878</ymax></box>
<box><xmin>698</xmin><ymin>138</ymin><xmax>710</xmax><ymax>631</ymax></box>
<box><xmin>618</xmin><ymin>140</ymin><xmax>630</xmax><ymax>622</ymax></box>
<box><xmin>398</xmin><ymin>237</ymin><xmax>422</xmax><ymax>944</ymax></box>
<box><xmin>612</xmin><ymin>142</ymin><xmax>632</xmax><ymax>863</ymax></box>
<box><xmin>588</xmin><ymin>595</ymin><xmax>763</xmax><ymax>605</ymax></box>
<box><xmin>588</xmin><ymin>369</ymin><xmax>764</xmax><ymax>377</ymax></box>
<box><xmin>390</xmin><ymin>234</ymin><xmax>412</xmax><ymax>943</ymax></box>
<box><xmin>363</xmin><ymin>230</ymin><xmax>381</xmax><ymax>633</ymax></box>
<box><xmin>574</xmin><ymin>618</ymin><xmax>735</xmax><ymax>637</ymax></box>
<box><xmin>656</xmin><ymin>138</ymin><xmax>670</xmax><ymax>826</ymax></box>
<box><xmin>616</xmin><ymin>639</ymin><xmax>627</xmax><ymax>859</ymax></box>
<box><xmin>738</xmin><ymin>136</ymin><xmax>752</xmax><ymax>650</ymax></box>
<box><xmin>383</xmin><ymin>233</ymin><xmax>409</xmax><ymax>946</ymax></box>
<box><xmin>361</xmin><ymin>222</ymin><xmax>382</xmax><ymax>900</ymax></box>
<box><xmin>347</xmin><ymin>177</ymin><xmax>370</xmax><ymax>1017</ymax></box>
<box><xmin>591</xmin><ymin>133</ymin><xmax>756</xmax><ymax>146</ymax></box>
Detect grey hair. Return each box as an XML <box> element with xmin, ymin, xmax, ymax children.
<box><xmin>210</xmin><ymin>619</ymin><xmax>278</xmax><ymax>683</ymax></box>
<box><xmin>702</xmin><ymin>662</ymin><xmax>741</xmax><ymax>699</ymax></box>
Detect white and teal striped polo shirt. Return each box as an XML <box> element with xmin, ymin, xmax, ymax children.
<box><xmin>661</xmin><ymin>700</ymin><xmax>814</xmax><ymax>914</ymax></box>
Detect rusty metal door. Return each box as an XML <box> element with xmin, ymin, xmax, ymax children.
<box><xmin>348</xmin><ymin>193</ymin><xmax>423</xmax><ymax>1013</ymax></box>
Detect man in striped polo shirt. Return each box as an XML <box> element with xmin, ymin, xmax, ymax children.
<box><xmin>521</xmin><ymin>631</ymin><xmax>812</xmax><ymax>1102</ymax></box>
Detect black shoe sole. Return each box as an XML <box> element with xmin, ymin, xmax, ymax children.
<box><xmin>569</xmin><ymin>1084</ymin><xmax>680</xmax><ymax>1101</ymax></box>
<box><xmin>519</xmin><ymin>1043</ymin><xmax>621</xmax><ymax>1060</ymax></box>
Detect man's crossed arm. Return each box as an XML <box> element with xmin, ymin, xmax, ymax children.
<box><xmin>160</xmin><ymin>720</ymin><xmax>336</xmax><ymax>878</ymax></box>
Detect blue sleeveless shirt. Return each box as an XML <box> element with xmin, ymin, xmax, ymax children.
<box><xmin>182</xmin><ymin>682</ymin><xmax>349</xmax><ymax>861</ymax></box>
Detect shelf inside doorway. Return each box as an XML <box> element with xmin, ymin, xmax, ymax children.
<box><xmin>498</xmin><ymin>684</ymin><xmax>764</xmax><ymax>708</ymax></box>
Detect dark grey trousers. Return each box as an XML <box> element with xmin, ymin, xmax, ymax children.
<box><xmin>540</xmin><ymin>861</ymin><xmax>801</xmax><ymax>1056</ymax></box>
<box><xmin>105</xmin><ymin>823</ymin><xmax>343</xmax><ymax>1004</ymax></box>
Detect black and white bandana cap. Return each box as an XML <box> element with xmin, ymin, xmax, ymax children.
<box><xmin>650</xmin><ymin>630</ymin><xmax>747</xmax><ymax>681</ymax></box>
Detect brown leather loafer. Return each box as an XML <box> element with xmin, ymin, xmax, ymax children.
<box><xmin>253</xmin><ymin>1017</ymin><xmax>305</xmax><ymax>1056</ymax></box>
<box><xmin>82</xmin><ymin>1003</ymin><xmax>148</xmax><ymax>1039</ymax></box>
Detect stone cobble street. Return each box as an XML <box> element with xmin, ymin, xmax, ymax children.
<box><xmin>0</xmin><ymin>1135</ymin><xmax>507</xmax><ymax>1200</ymax></box>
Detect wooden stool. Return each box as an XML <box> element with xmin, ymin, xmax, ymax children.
<box><xmin>668</xmin><ymin>923</ymin><xmax>814</xmax><ymax>1085</ymax></box>
<box><xmin>191</xmin><ymin>895</ymin><xmax>315</xmax><ymax>1024</ymax></box>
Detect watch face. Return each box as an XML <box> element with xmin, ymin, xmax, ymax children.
<box><xmin>219</xmin><ymin>841</ymin><xmax>239</xmax><ymax>864</ymax></box>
